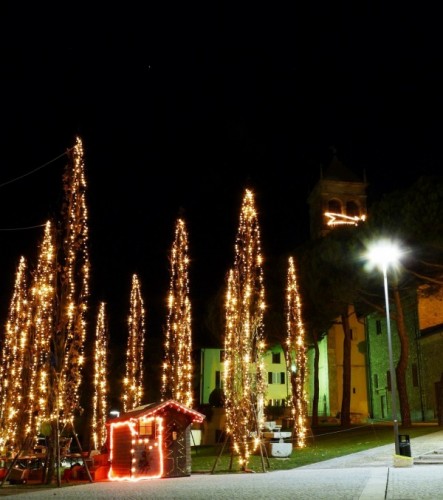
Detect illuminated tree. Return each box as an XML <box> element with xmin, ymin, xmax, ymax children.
<box><xmin>223</xmin><ymin>188</ymin><xmax>267</xmax><ymax>470</ymax></box>
<box><xmin>0</xmin><ymin>138</ymin><xmax>89</xmax><ymax>487</ymax></box>
<box><xmin>0</xmin><ymin>256</ymin><xmax>30</xmax><ymax>454</ymax></box>
<box><xmin>92</xmin><ymin>302</ymin><xmax>109</xmax><ymax>451</ymax></box>
<box><xmin>27</xmin><ymin>221</ymin><xmax>57</xmax><ymax>436</ymax></box>
<box><xmin>285</xmin><ymin>256</ymin><xmax>308</xmax><ymax>448</ymax></box>
<box><xmin>52</xmin><ymin>135</ymin><xmax>90</xmax><ymax>423</ymax></box>
<box><xmin>0</xmin><ymin>220</ymin><xmax>58</xmax><ymax>455</ymax></box>
<box><xmin>122</xmin><ymin>274</ymin><xmax>145</xmax><ymax>412</ymax></box>
<box><xmin>161</xmin><ymin>218</ymin><xmax>193</xmax><ymax>408</ymax></box>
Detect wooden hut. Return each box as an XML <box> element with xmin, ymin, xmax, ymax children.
<box><xmin>105</xmin><ymin>400</ymin><xmax>205</xmax><ymax>481</ymax></box>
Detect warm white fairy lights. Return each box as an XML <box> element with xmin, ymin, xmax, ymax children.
<box><xmin>325</xmin><ymin>212</ymin><xmax>366</xmax><ymax>227</ymax></box>
<box><xmin>0</xmin><ymin>256</ymin><xmax>30</xmax><ymax>454</ymax></box>
<box><xmin>57</xmin><ymin>136</ymin><xmax>90</xmax><ymax>419</ymax></box>
<box><xmin>223</xmin><ymin>189</ymin><xmax>267</xmax><ymax>469</ymax></box>
<box><xmin>92</xmin><ymin>302</ymin><xmax>109</xmax><ymax>451</ymax></box>
<box><xmin>0</xmin><ymin>220</ymin><xmax>59</xmax><ymax>454</ymax></box>
<box><xmin>161</xmin><ymin>218</ymin><xmax>193</xmax><ymax>408</ymax></box>
<box><xmin>123</xmin><ymin>274</ymin><xmax>145</xmax><ymax>412</ymax></box>
<box><xmin>27</xmin><ymin>220</ymin><xmax>57</xmax><ymax>436</ymax></box>
<box><xmin>285</xmin><ymin>256</ymin><xmax>308</xmax><ymax>448</ymax></box>
<box><xmin>0</xmin><ymin>137</ymin><xmax>90</xmax><ymax>459</ymax></box>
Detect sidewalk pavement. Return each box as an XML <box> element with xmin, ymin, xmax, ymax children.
<box><xmin>1</xmin><ymin>429</ymin><xmax>442</xmax><ymax>499</ymax></box>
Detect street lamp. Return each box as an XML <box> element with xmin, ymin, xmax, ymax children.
<box><xmin>366</xmin><ymin>239</ymin><xmax>402</xmax><ymax>455</ymax></box>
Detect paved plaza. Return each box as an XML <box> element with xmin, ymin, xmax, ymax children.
<box><xmin>1</xmin><ymin>429</ymin><xmax>442</xmax><ymax>499</ymax></box>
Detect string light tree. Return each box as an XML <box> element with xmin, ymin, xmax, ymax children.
<box><xmin>0</xmin><ymin>256</ymin><xmax>31</xmax><ymax>456</ymax></box>
<box><xmin>48</xmin><ymin>136</ymin><xmax>91</xmax><ymax>485</ymax></box>
<box><xmin>221</xmin><ymin>188</ymin><xmax>267</xmax><ymax>473</ymax></box>
<box><xmin>0</xmin><ymin>137</ymin><xmax>91</xmax><ymax>487</ymax></box>
<box><xmin>161</xmin><ymin>218</ymin><xmax>193</xmax><ymax>408</ymax></box>
<box><xmin>285</xmin><ymin>256</ymin><xmax>309</xmax><ymax>449</ymax></box>
<box><xmin>122</xmin><ymin>274</ymin><xmax>146</xmax><ymax>412</ymax></box>
<box><xmin>91</xmin><ymin>302</ymin><xmax>109</xmax><ymax>452</ymax></box>
<box><xmin>0</xmin><ymin>221</ymin><xmax>59</xmax><ymax>487</ymax></box>
<box><xmin>26</xmin><ymin>221</ymin><xmax>58</xmax><ymax>444</ymax></box>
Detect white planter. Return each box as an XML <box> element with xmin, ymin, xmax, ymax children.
<box><xmin>266</xmin><ymin>441</ymin><xmax>292</xmax><ymax>458</ymax></box>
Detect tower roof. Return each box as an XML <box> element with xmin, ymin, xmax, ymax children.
<box><xmin>322</xmin><ymin>155</ymin><xmax>363</xmax><ymax>183</ymax></box>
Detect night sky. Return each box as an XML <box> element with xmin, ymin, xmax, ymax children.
<box><xmin>2</xmin><ymin>3</ymin><xmax>443</xmax><ymax>392</ymax></box>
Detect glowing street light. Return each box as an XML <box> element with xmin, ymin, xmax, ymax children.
<box><xmin>366</xmin><ymin>239</ymin><xmax>403</xmax><ymax>455</ymax></box>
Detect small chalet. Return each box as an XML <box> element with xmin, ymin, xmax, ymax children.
<box><xmin>105</xmin><ymin>399</ymin><xmax>205</xmax><ymax>481</ymax></box>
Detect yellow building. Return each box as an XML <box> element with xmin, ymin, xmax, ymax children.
<box><xmin>197</xmin><ymin>345</ymin><xmax>294</xmax><ymax>445</ymax></box>
<box><xmin>308</xmin><ymin>305</ymin><xmax>369</xmax><ymax>423</ymax></box>
<box><xmin>199</xmin><ymin>346</ymin><xmax>290</xmax><ymax>407</ymax></box>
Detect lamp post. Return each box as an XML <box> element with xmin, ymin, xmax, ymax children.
<box><xmin>366</xmin><ymin>240</ymin><xmax>402</xmax><ymax>456</ymax></box>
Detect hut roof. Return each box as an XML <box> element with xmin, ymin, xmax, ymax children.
<box><xmin>108</xmin><ymin>399</ymin><xmax>206</xmax><ymax>424</ymax></box>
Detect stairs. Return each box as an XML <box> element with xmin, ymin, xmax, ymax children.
<box><xmin>414</xmin><ymin>448</ymin><xmax>443</xmax><ymax>465</ymax></box>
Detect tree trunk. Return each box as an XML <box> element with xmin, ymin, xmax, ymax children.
<box><xmin>44</xmin><ymin>421</ymin><xmax>58</xmax><ymax>484</ymax></box>
<box><xmin>311</xmin><ymin>329</ymin><xmax>319</xmax><ymax>427</ymax></box>
<box><xmin>392</xmin><ymin>285</ymin><xmax>412</xmax><ymax>426</ymax></box>
<box><xmin>340</xmin><ymin>310</ymin><xmax>352</xmax><ymax>428</ymax></box>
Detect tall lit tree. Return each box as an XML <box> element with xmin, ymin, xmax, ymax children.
<box><xmin>52</xmin><ymin>135</ymin><xmax>90</xmax><ymax>423</ymax></box>
<box><xmin>27</xmin><ymin>221</ymin><xmax>57</xmax><ymax>437</ymax></box>
<box><xmin>0</xmin><ymin>220</ymin><xmax>58</xmax><ymax>455</ymax></box>
<box><xmin>122</xmin><ymin>274</ymin><xmax>145</xmax><ymax>412</ymax></box>
<box><xmin>0</xmin><ymin>137</ymin><xmax>90</xmax><ymax>487</ymax></box>
<box><xmin>92</xmin><ymin>302</ymin><xmax>109</xmax><ymax>451</ymax></box>
<box><xmin>285</xmin><ymin>256</ymin><xmax>308</xmax><ymax>448</ymax></box>
<box><xmin>223</xmin><ymin>188</ymin><xmax>267</xmax><ymax>470</ymax></box>
<box><xmin>161</xmin><ymin>218</ymin><xmax>193</xmax><ymax>408</ymax></box>
<box><xmin>18</xmin><ymin>136</ymin><xmax>93</xmax><ymax>486</ymax></box>
<box><xmin>0</xmin><ymin>256</ymin><xmax>30</xmax><ymax>454</ymax></box>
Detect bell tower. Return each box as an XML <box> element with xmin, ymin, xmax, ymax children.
<box><xmin>306</xmin><ymin>149</ymin><xmax>370</xmax><ymax>423</ymax></box>
<box><xmin>307</xmin><ymin>151</ymin><xmax>368</xmax><ymax>240</ymax></box>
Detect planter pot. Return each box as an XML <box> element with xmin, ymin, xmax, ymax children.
<box><xmin>266</xmin><ymin>441</ymin><xmax>292</xmax><ymax>458</ymax></box>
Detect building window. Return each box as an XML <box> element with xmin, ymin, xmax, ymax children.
<box><xmin>268</xmin><ymin>399</ymin><xmax>284</xmax><ymax>406</ymax></box>
<box><xmin>219</xmin><ymin>350</ymin><xmax>224</xmax><ymax>362</ymax></box>
<box><xmin>139</xmin><ymin>419</ymin><xmax>154</xmax><ymax>437</ymax></box>
<box><xmin>268</xmin><ymin>399</ymin><xmax>285</xmax><ymax>406</ymax></box>
<box><xmin>387</xmin><ymin>370</ymin><xmax>391</xmax><ymax>391</ymax></box>
<box><xmin>376</xmin><ymin>320</ymin><xmax>382</xmax><ymax>335</ymax></box>
<box><xmin>328</xmin><ymin>199</ymin><xmax>342</xmax><ymax>213</ymax></box>
<box><xmin>215</xmin><ymin>371</ymin><xmax>221</xmax><ymax>389</ymax></box>
<box><xmin>268</xmin><ymin>372</ymin><xmax>285</xmax><ymax>384</ymax></box>
<box><xmin>412</xmin><ymin>364</ymin><xmax>419</xmax><ymax>387</ymax></box>
<box><xmin>346</xmin><ymin>200</ymin><xmax>359</xmax><ymax>217</ymax></box>
<box><xmin>349</xmin><ymin>328</ymin><xmax>353</xmax><ymax>340</ymax></box>
<box><xmin>374</xmin><ymin>374</ymin><xmax>379</xmax><ymax>389</ymax></box>
<box><xmin>272</xmin><ymin>352</ymin><xmax>281</xmax><ymax>364</ymax></box>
